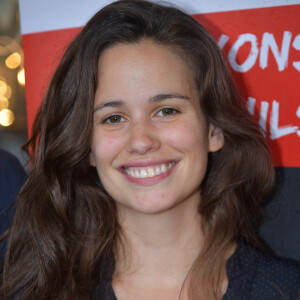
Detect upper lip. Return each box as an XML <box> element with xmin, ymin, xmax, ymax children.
<box><xmin>120</xmin><ymin>158</ymin><xmax>178</xmax><ymax>168</ymax></box>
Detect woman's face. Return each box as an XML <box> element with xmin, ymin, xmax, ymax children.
<box><xmin>90</xmin><ymin>40</ymin><xmax>223</xmax><ymax>215</ymax></box>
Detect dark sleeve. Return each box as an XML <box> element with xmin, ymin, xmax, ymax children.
<box><xmin>0</xmin><ymin>150</ymin><xmax>27</xmax><ymax>233</ymax></box>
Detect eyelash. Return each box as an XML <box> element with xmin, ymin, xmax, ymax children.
<box><xmin>102</xmin><ymin>107</ymin><xmax>179</xmax><ymax>125</ymax></box>
<box><xmin>156</xmin><ymin>107</ymin><xmax>179</xmax><ymax>117</ymax></box>
<box><xmin>102</xmin><ymin>115</ymin><xmax>126</xmax><ymax>125</ymax></box>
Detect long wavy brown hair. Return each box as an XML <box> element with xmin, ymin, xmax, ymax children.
<box><xmin>0</xmin><ymin>0</ymin><xmax>274</xmax><ymax>299</ymax></box>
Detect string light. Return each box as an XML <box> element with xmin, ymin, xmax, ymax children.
<box><xmin>17</xmin><ymin>68</ymin><xmax>25</xmax><ymax>85</ymax></box>
<box><xmin>5</xmin><ymin>52</ymin><xmax>21</xmax><ymax>69</ymax></box>
<box><xmin>0</xmin><ymin>96</ymin><xmax>9</xmax><ymax>110</ymax></box>
<box><xmin>0</xmin><ymin>5</ymin><xmax>25</xmax><ymax>130</ymax></box>
<box><xmin>4</xmin><ymin>84</ymin><xmax>11</xmax><ymax>99</ymax></box>
<box><xmin>0</xmin><ymin>108</ymin><xmax>14</xmax><ymax>126</ymax></box>
<box><xmin>0</xmin><ymin>80</ymin><xmax>12</xmax><ymax>99</ymax></box>
<box><xmin>0</xmin><ymin>80</ymin><xmax>7</xmax><ymax>96</ymax></box>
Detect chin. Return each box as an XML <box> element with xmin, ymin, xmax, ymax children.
<box><xmin>115</xmin><ymin>193</ymin><xmax>185</xmax><ymax>215</ymax></box>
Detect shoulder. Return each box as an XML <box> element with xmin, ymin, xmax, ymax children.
<box><xmin>0</xmin><ymin>149</ymin><xmax>19</xmax><ymax>165</ymax></box>
<box><xmin>225</xmin><ymin>243</ymin><xmax>300</xmax><ymax>299</ymax></box>
<box><xmin>0</xmin><ymin>149</ymin><xmax>26</xmax><ymax>186</ymax></box>
<box><xmin>253</xmin><ymin>246</ymin><xmax>300</xmax><ymax>298</ymax></box>
<box><xmin>0</xmin><ymin>150</ymin><xmax>26</xmax><ymax>219</ymax></box>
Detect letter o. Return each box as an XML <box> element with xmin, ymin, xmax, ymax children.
<box><xmin>228</xmin><ymin>33</ymin><xmax>259</xmax><ymax>72</ymax></box>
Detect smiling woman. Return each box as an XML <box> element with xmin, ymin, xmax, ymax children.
<box><xmin>90</xmin><ymin>40</ymin><xmax>223</xmax><ymax>216</ymax></box>
<box><xmin>1</xmin><ymin>1</ymin><xmax>300</xmax><ymax>300</ymax></box>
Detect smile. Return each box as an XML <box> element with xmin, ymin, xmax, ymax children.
<box><xmin>124</xmin><ymin>162</ymin><xmax>175</xmax><ymax>178</ymax></box>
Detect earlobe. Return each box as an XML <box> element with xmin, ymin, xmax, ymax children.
<box><xmin>208</xmin><ymin>124</ymin><xmax>224</xmax><ymax>152</ymax></box>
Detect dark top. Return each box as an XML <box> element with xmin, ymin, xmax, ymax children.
<box><xmin>96</xmin><ymin>243</ymin><xmax>300</xmax><ymax>300</ymax></box>
<box><xmin>0</xmin><ymin>149</ymin><xmax>26</xmax><ymax>258</ymax></box>
<box><xmin>224</xmin><ymin>244</ymin><xmax>300</xmax><ymax>299</ymax></box>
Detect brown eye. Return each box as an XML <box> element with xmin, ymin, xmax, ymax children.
<box><xmin>103</xmin><ymin>115</ymin><xmax>125</xmax><ymax>124</ymax></box>
<box><xmin>158</xmin><ymin>108</ymin><xmax>179</xmax><ymax>117</ymax></box>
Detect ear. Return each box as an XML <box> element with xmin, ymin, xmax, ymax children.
<box><xmin>208</xmin><ymin>124</ymin><xmax>224</xmax><ymax>152</ymax></box>
<box><xmin>90</xmin><ymin>151</ymin><xmax>96</xmax><ymax>167</ymax></box>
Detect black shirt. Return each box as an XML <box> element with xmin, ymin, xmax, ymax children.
<box><xmin>224</xmin><ymin>243</ymin><xmax>300</xmax><ymax>299</ymax></box>
<box><xmin>96</xmin><ymin>243</ymin><xmax>300</xmax><ymax>300</ymax></box>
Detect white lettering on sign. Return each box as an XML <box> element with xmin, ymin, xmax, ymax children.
<box><xmin>260</xmin><ymin>31</ymin><xmax>292</xmax><ymax>71</ymax></box>
<box><xmin>270</xmin><ymin>100</ymin><xmax>298</xmax><ymax>140</ymax></box>
<box><xmin>297</xmin><ymin>106</ymin><xmax>300</xmax><ymax>137</ymax></box>
<box><xmin>218</xmin><ymin>34</ymin><xmax>230</xmax><ymax>50</ymax></box>
<box><xmin>292</xmin><ymin>34</ymin><xmax>300</xmax><ymax>71</ymax></box>
<box><xmin>247</xmin><ymin>96</ymin><xmax>256</xmax><ymax>115</ymax></box>
<box><xmin>247</xmin><ymin>97</ymin><xmax>299</xmax><ymax>140</ymax></box>
<box><xmin>259</xmin><ymin>101</ymin><xmax>269</xmax><ymax>135</ymax></box>
<box><xmin>219</xmin><ymin>32</ymin><xmax>300</xmax><ymax>72</ymax></box>
<box><xmin>228</xmin><ymin>34</ymin><xmax>259</xmax><ymax>72</ymax></box>
<box><xmin>296</xmin><ymin>106</ymin><xmax>300</xmax><ymax>118</ymax></box>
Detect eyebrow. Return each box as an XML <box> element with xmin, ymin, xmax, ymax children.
<box><xmin>149</xmin><ymin>93</ymin><xmax>190</xmax><ymax>102</ymax></box>
<box><xmin>93</xmin><ymin>93</ymin><xmax>190</xmax><ymax>113</ymax></box>
<box><xmin>94</xmin><ymin>100</ymin><xmax>124</xmax><ymax>113</ymax></box>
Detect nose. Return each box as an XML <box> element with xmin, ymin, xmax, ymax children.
<box><xmin>126</xmin><ymin>120</ymin><xmax>160</xmax><ymax>155</ymax></box>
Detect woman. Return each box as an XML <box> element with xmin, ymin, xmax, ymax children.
<box><xmin>1</xmin><ymin>0</ymin><xmax>299</xmax><ymax>299</ymax></box>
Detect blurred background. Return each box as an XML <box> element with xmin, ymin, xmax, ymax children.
<box><xmin>0</xmin><ymin>0</ymin><xmax>28</xmax><ymax>169</ymax></box>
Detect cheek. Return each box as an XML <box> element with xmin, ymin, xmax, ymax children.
<box><xmin>91</xmin><ymin>132</ymin><xmax>125</xmax><ymax>166</ymax></box>
<box><xmin>161</xmin><ymin>120</ymin><xmax>207</xmax><ymax>150</ymax></box>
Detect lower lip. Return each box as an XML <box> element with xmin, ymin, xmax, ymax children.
<box><xmin>122</xmin><ymin>164</ymin><xmax>177</xmax><ymax>186</ymax></box>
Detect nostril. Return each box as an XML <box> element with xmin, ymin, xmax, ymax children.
<box><xmin>127</xmin><ymin>126</ymin><xmax>160</xmax><ymax>154</ymax></box>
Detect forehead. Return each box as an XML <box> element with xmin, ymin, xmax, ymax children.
<box><xmin>95</xmin><ymin>40</ymin><xmax>197</xmax><ymax>103</ymax></box>
<box><xmin>98</xmin><ymin>39</ymin><xmax>191</xmax><ymax>73</ymax></box>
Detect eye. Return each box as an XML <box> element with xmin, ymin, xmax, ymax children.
<box><xmin>103</xmin><ymin>115</ymin><xmax>125</xmax><ymax>125</ymax></box>
<box><xmin>157</xmin><ymin>107</ymin><xmax>179</xmax><ymax>117</ymax></box>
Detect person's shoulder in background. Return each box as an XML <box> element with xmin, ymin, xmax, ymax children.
<box><xmin>0</xmin><ymin>149</ymin><xmax>27</xmax><ymax>232</ymax></box>
<box><xmin>225</xmin><ymin>243</ymin><xmax>300</xmax><ymax>300</ymax></box>
<box><xmin>0</xmin><ymin>148</ymin><xmax>26</xmax><ymax>183</ymax></box>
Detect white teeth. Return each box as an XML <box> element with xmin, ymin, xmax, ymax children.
<box><xmin>124</xmin><ymin>162</ymin><xmax>175</xmax><ymax>179</ymax></box>
<box><xmin>155</xmin><ymin>166</ymin><xmax>161</xmax><ymax>175</ymax></box>
<box><xmin>161</xmin><ymin>164</ymin><xmax>167</xmax><ymax>173</ymax></box>
<box><xmin>148</xmin><ymin>168</ymin><xmax>155</xmax><ymax>177</ymax></box>
<box><xmin>140</xmin><ymin>170</ymin><xmax>148</xmax><ymax>178</ymax></box>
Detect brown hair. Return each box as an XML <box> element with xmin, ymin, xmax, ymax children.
<box><xmin>1</xmin><ymin>0</ymin><xmax>274</xmax><ymax>299</ymax></box>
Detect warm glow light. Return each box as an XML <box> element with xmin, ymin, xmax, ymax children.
<box><xmin>0</xmin><ymin>108</ymin><xmax>14</xmax><ymax>127</ymax></box>
<box><xmin>0</xmin><ymin>80</ymin><xmax>7</xmax><ymax>96</ymax></box>
<box><xmin>5</xmin><ymin>52</ymin><xmax>21</xmax><ymax>69</ymax></box>
<box><xmin>0</xmin><ymin>96</ymin><xmax>9</xmax><ymax>110</ymax></box>
<box><xmin>4</xmin><ymin>85</ymin><xmax>12</xmax><ymax>99</ymax></box>
<box><xmin>17</xmin><ymin>68</ymin><xmax>25</xmax><ymax>85</ymax></box>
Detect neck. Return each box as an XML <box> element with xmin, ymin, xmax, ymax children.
<box><xmin>114</xmin><ymin>194</ymin><xmax>204</xmax><ymax>279</ymax></box>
